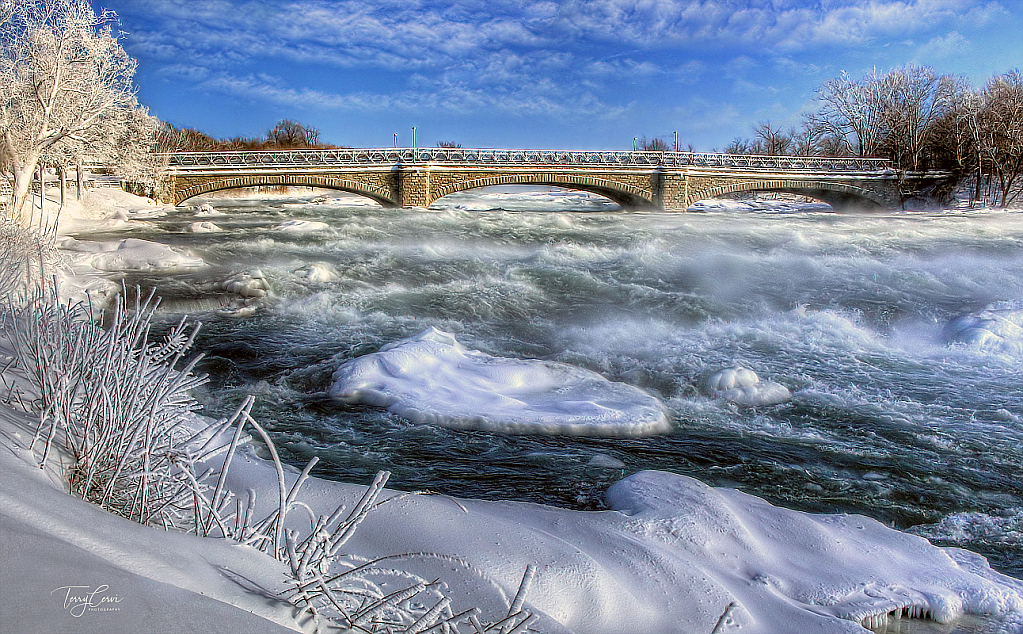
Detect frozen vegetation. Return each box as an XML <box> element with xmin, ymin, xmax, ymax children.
<box><xmin>2</xmin><ymin>189</ymin><xmax>1023</xmax><ymax>634</ymax></box>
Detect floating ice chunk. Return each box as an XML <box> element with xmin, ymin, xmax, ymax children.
<box><xmin>187</xmin><ymin>220</ymin><xmax>222</xmax><ymax>233</ymax></box>
<box><xmin>60</xmin><ymin>237</ymin><xmax>205</xmax><ymax>272</ymax></box>
<box><xmin>221</xmin><ymin>270</ymin><xmax>269</xmax><ymax>298</ymax></box>
<box><xmin>216</xmin><ymin>302</ymin><xmax>260</xmax><ymax>318</ymax></box>
<box><xmin>705</xmin><ymin>365</ymin><xmax>791</xmax><ymax>405</ymax></box>
<box><xmin>293</xmin><ymin>262</ymin><xmax>337</xmax><ymax>283</ymax></box>
<box><xmin>944</xmin><ymin>302</ymin><xmax>1023</xmax><ymax>355</ymax></box>
<box><xmin>275</xmin><ymin>219</ymin><xmax>330</xmax><ymax>232</ymax></box>
<box><xmin>194</xmin><ymin>202</ymin><xmax>217</xmax><ymax>216</ymax></box>
<box><xmin>329</xmin><ymin>327</ymin><xmax>670</xmax><ymax>436</ymax></box>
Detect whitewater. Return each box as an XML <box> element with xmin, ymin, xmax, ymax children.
<box><xmin>119</xmin><ymin>189</ymin><xmax>1023</xmax><ymax>575</ymax></box>
<box><xmin>4</xmin><ymin>186</ymin><xmax>1023</xmax><ymax>633</ymax></box>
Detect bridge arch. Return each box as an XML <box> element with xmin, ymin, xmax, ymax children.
<box><xmin>687</xmin><ymin>180</ymin><xmax>887</xmax><ymax>211</ymax></box>
<box><xmin>430</xmin><ymin>173</ymin><xmax>656</xmax><ymax>209</ymax></box>
<box><xmin>173</xmin><ymin>175</ymin><xmax>397</xmax><ymax>207</ymax></box>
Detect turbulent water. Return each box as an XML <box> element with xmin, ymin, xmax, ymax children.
<box><xmin>109</xmin><ymin>188</ymin><xmax>1023</xmax><ymax>579</ymax></box>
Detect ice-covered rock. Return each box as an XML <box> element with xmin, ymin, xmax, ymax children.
<box><xmin>187</xmin><ymin>221</ymin><xmax>223</xmax><ymax>233</ymax></box>
<box><xmin>587</xmin><ymin>453</ymin><xmax>626</xmax><ymax>469</ymax></box>
<box><xmin>705</xmin><ymin>365</ymin><xmax>791</xmax><ymax>406</ymax></box>
<box><xmin>221</xmin><ymin>270</ymin><xmax>269</xmax><ymax>298</ymax></box>
<box><xmin>329</xmin><ymin>327</ymin><xmax>670</xmax><ymax>436</ymax></box>
<box><xmin>944</xmin><ymin>302</ymin><xmax>1023</xmax><ymax>355</ymax></box>
<box><xmin>194</xmin><ymin>202</ymin><xmax>217</xmax><ymax>216</ymax></box>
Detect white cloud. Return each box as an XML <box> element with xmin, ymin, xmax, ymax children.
<box><xmin>916</xmin><ymin>31</ymin><xmax>972</xmax><ymax>60</ymax></box>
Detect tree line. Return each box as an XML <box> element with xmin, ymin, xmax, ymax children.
<box><xmin>724</xmin><ymin>66</ymin><xmax>1022</xmax><ymax>207</ymax></box>
<box><xmin>159</xmin><ymin>119</ymin><xmax>337</xmax><ymax>152</ymax></box>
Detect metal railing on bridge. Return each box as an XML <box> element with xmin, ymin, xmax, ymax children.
<box><xmin>163</xmin><ymin>148</ymin><xmax>892</xmax><ymax>173</ymax></box>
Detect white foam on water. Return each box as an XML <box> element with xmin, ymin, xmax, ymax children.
<box><xmin>328</xmin><ymin>327</ymin><xmax>671</xmax><ymax>436</ymax></box>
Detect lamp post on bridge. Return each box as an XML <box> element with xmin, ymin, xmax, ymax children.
<box><xmin>393</xmin><ymin>133</ymin><xmax>398</xmax><ymax>148</ymax></box>
<box><xmin>674</xmin><ymin>131</ymin><xmax>678</xmax><ymax>152</ymax></box>
<box><xmin>412</xmin><ymin>126</ymin><xmax>417</xmax><ymax>149</ymax></box>
<box><xmin>633</xmin><ymin>137</ymin><xmax>638</xmax><ymax>152</ymax></box>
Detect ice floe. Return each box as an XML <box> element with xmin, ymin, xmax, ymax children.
<box><xmin>58</xmin><ymin>237</ymin><xmax>204</xmax><ymax>272</ymax></box>
<box><xmin>329</xmin><ymin>327</ymin><xmax>670</xmax><ymax>436</ymax></box>
<box><xmin>275</xmin><ymin>219</ymin><xmax>330</xmax><ymax>232</ymax></box>
<box><xmin>944</xmin><ymin>302</ymin><xmax>1023</xmax><ymax>355</ymax></box>
<box><xmin>293</xmin><ymin>262</ymin><xmax>338</xmax><ymax>283</ymax></box>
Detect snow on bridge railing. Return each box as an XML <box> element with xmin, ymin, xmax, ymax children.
<box><xmin>162</xmin><ymin>148</ymin><xmax>892</xmax><ymax>173</ymax></box>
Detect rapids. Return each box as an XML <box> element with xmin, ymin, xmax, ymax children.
<box><xmin>104</xmin><ymin>188</ymin><xmax>1023</xmax><ymax>579</ymax></box>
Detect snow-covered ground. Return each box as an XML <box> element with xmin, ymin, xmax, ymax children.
<box><xmin>2</xmin><ymin>188</ymin><xmax>1023</xmax><ymax>634</ymax></box>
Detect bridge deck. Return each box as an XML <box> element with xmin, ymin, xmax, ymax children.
<box><xmin>163</xmin><ymin>148</ymin><xmax>892</xmax><ymax>173</ymax></box>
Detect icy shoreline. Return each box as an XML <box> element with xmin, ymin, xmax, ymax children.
<box><xmin>2</xmin><ymin>189</ymin><xmax>1023</xmax><ymax>633</ymax></box>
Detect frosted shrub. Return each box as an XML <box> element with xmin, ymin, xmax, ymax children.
<box><xmin>11</xmin><ymin>285</ymin><xmax>208</xmax><ymax>525</ymax></box>
<box><xmin>189</xmin><ymin>397</ymin><xmax>542</xmax><ymax>633</ymax></box>
<box><xmin>3</xmin><ymin>276</ymin><xmax>543</xmax><ymax>632</ymax></box>
<box><xmin>0</xmin><ymin>219</ymin><xmax>61</xmax><ymax>307</ymax></box>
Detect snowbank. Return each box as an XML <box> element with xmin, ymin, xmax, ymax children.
<box><xmin>184</xmin><ymin>429</ymin><xmax>1023</xmax><ymax>634</ymax></box>
<box><xmin>328</xmin><ymin>327</ymin><xmax>671</xmax><ymax>436</ymax></box>
<box><xmin>0</xmin><ymin>372</ymin><xmax>302</xmax><ymax>633</ymax></box>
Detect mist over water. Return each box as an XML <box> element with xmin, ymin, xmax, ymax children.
<box><xmin>117</xmin><ymin>189</ymin><xmax>1023</xmax><ymax>578</ymax></box>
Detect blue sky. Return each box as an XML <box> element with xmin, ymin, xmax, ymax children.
<box><xmin>96</xmin><ymin>0</ymin><xmax>1022</xmax><ymax>151</ymax></box>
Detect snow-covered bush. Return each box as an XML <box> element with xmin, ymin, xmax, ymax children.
<box><xmin>187</xmin><ymin>396</ymin><xmax>542</xmax><ymax>633</ymax></box>
<box><xmin>0</xmin><ymin>219</ymin><xmax>60</xmax><ymax>306</ymax></box>
<box><xmin>3</xmin><ymin>279</ymin><xmax>540</xmax><ymax>632</ymax></box>
<box><xmin>9</xmin><ymin>286</ymin><xmax>207</xmax><ymax>525</ymax></box>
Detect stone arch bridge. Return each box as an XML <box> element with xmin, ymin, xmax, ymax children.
<box><xmin>158</xmin><ymin>148</ymin><xmax>947</xmax><ymax>211</ymax></box>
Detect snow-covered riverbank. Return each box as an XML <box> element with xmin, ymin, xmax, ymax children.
<box><xmin>2</xmin><ymin>189</ymin><xmax>1023</xmax><ymax>634</ymax></box>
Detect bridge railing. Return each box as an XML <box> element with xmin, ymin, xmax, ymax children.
<box><xmin>162</xmin><ymin>148</ymin><xmax>892</xmax><ymax>172</ymax></box>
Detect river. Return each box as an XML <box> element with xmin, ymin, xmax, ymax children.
<box><xmin>104</xmin><ymin>187</ymin><xmax>1023</xmax><ymax>579</ymax></box>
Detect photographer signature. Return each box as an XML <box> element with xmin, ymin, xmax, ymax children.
<box><xmin>51</xmin><ymin>585</ymin><xmax>123</xmax><ymax>617</ymax></box>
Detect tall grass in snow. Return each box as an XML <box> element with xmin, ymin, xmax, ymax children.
<box><xmin>10</xmin><ymin>285</ymin><xmax>208</xmax><ymax>524</ymax></box>
<box><xmin>0</xmin><ymin>219</ymin><xmax>60</xmax><ymax>307</ymax></box>
<box><xmin>2</xmin><ymin>218</ymin><xmax>543</xmax><ymax>632</ymax></box>
<box><xmin>191</xmin><ymin>397</ymin><xmax>542</xmax><ymax>633</ymax></box>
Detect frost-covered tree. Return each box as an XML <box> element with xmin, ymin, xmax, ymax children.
<box><xmin>977</xmin><ymin>70</ymin><xmax>1023</xmax><ymax>207</ymax></box>
<box><xmin>1</xmin><ymin>0</ymin><xmax>156</xmax><ymax>223</ymax></box>
<box><xmin>878</xmin><ymin>66</ymin><xmax>960</xmax><ymax>171</ymax></box>
<box><xmin>815</xmin><ymin>69</ymin><xmax>891</xmax><ymax>158</ymax></box>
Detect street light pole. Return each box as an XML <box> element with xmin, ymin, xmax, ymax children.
<box><xmin>412</xmin><ymin>126</ymin><xmax>417</xmax><ymax>149</ymax></box>
<box><xmin>393</xmin><ymin>133</ymin><xmax>398</xmax><ymax>148</ymax></box>
<box><xmin>633</xmin><ymin>137</ymin><xmax>638</xmax><ymax>152</ymax></box>
<box><xmin>674</xmin><ymin>131</ymin><xmax>678</xmax><ymax>152</ymax></box>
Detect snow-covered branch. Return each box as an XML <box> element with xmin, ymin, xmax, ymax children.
<box><xmin>1</xmin><ymin>0</ymin><xmax>157</xmax><ymax>224</ymax></box>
